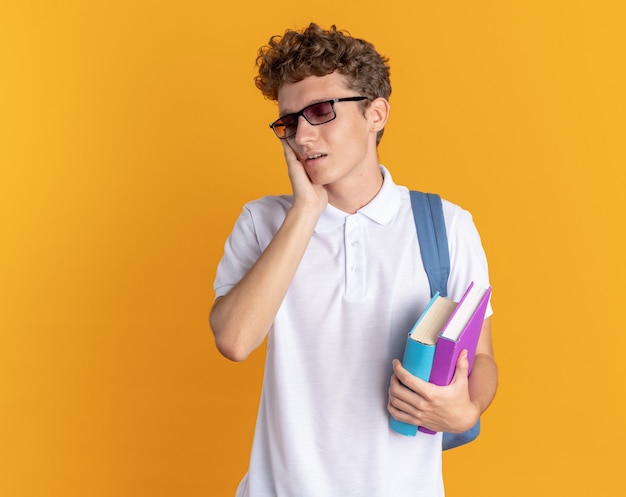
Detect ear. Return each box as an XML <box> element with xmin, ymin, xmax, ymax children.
<box><xmin>367</xmin><ymin>97</ymin><xmax>390</xmax><ymax>133</ymax></box>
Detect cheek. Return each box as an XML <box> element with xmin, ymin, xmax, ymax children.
<box><xmin>335</xmin><ymin>116</ymin><xmax>370</xmax><ymax>143</ymax></box>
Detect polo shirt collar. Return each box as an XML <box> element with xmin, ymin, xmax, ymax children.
<box><xmin>314</xmin><ymin>165</ymin><xmax>401</xmax><ymax>233</ymax></box>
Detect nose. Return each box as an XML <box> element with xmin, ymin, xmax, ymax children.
<box><xmin>292</xmin><ymin>115</ymin><xmax>318</xmax><ymax>145</ymax></box>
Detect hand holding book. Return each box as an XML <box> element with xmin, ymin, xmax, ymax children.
<box><xmin>389</xmin><ymin>350</ymin><xmax>481</xmax><ymax>435</ymax></box>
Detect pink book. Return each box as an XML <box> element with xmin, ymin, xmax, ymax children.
<box><xmin>418</xmin><ymin>282</ymin><xmax>492</xmax><ymax>435</ymax></box>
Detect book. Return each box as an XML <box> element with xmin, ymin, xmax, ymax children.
<box><xmin>389</xmin><ymin>282</ymin><xmax>491</xmax><ymax>437</ymax></box>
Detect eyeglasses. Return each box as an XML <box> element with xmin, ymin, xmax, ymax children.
<box><xmin>269</xmin><ymin>96</ymin><xmax>368</xmax><ymax>139</ymax></box>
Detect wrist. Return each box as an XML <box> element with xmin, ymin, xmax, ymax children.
<box><xmin>289</xmin><ymin>199</ymin><xmax>325</xmax><ymax>223</ymax></box>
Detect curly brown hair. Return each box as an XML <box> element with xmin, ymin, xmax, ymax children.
<box><xmin>255</xmin><ymin>24</ymin><xmax>391</xmax><ymax>143</ymax></box>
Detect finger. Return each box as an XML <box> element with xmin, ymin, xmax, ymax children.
<box><xmin>392</xmin><ymin>359</ymin><xmax>430</xmax><ymax>394</ymax></box>
<box><xmin>388</xmin><ymin>392</ymin><xmax>421</xmax><ymax>421</ymax></box>
<box><xmin>281</xmin><ymin>141</ymin><xmax>311</xmax><ymax>186</ymax></box>
<box><xmin>451</xmin><ymin>349</ymin><xmax>470</xmax><ymax>386</ymax></box>
<box><xmin>388</xmin><ymin>372</ymin><xmax>413</xmax><ymax>399</ymax></box>
<box><xmin>281</xmin><ymin>140</ymin><xmax>301</xmax><ymax>166</ymax></box>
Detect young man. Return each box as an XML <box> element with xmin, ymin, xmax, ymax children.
<box><xmin>211</xmin><ymin>23</ymin><xmax>497</xmax><ymax>497</ymax></box>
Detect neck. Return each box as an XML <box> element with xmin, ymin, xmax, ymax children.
<box><xmin>326</xmin><ymin>166</ymin><xmax>384</xmax><ymax>214</ymax></box>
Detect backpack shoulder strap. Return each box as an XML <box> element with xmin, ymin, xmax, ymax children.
<box><xmin>409</xmin><ymin>190</ymin><xmax>481</xmax><ymax>451</ymax></box>
<box><xmin>409</xmin><ymin>191</ymin><xmax>450</xmax><ymax>298</ymax></box>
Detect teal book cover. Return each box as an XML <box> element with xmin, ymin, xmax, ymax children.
<box><xmin>389</xmin><ymin>337</ymin><xmax>436</xmax><ymax>436</ymax></box>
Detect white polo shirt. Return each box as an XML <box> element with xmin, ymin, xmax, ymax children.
<box><xmin>214</xmin><ymin>166</ymin><xmax>492</xmax><ymax>497</ymax></box>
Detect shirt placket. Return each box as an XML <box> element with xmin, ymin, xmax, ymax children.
<box><xmin>344</xmin><ymin>214</ymin><xmax>366</xmax><ymax>298</ymax></box>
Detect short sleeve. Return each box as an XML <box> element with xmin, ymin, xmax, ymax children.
<box><xmin>213</xmin><ymin>195</ymin><xmax>291</xmax><ymax>299</ymax></box>
<box><xmin>443</xmin><ymin>201</ymin><xmax>493</xmax><ymax>317</ymax></box>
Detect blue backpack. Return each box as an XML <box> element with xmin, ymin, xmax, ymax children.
<box><xmin>409</xmin><ymin>191</ymin><xmax>481</xmax><ymax>451</ymax></box>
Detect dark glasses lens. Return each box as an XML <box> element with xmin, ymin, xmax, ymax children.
<box><xmin>303</xmin><ymin>101</ymin><xmax>335</xmax><ymax>124</ymax></box>
<box><xmin>272</xmin><ymin>115</ymin><xmax>299</xmax><ymax>139</ymax></box>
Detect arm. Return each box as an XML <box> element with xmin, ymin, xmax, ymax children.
<box><xmin>388</xmin><ymin>317</ymin><xmax>498</xmax><ymax>433</ymax></box>
<box><xmin>210</xmin><ymin>143</ymin><xmax>328</xmax><ymax>362</ymax></box>
<box><xmin>467</xmin><ymin>317</ymin><xmax>498</xmax><ymax>418</ymax></box>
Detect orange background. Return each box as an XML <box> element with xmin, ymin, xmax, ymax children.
<box><xmin>1</xmin><ymin>1</ymin><xmax>625</xmax><ymax>496</ymax></box>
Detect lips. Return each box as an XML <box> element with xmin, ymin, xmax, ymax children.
<box><xmin>303</xmin><ymin>152</ymin><xmax>327</xmax><ymax>165</ymax></box>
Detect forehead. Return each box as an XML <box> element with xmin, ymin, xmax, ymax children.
<box><xmin>277</xmin><ymin>72</ymin><xmax>351</xmax><ymax>114</ymax></box>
